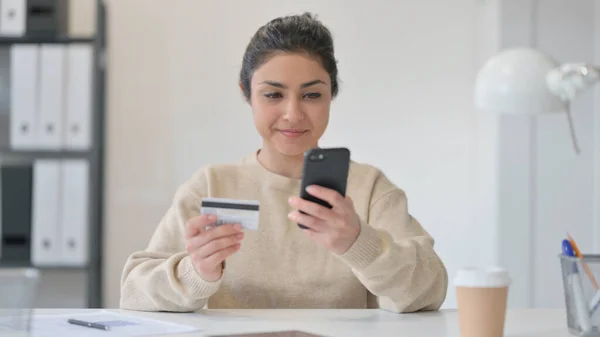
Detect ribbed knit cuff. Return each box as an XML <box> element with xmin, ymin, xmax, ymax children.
<box><xmin>178</xmin><ymin>256</ymin><xmax>222</xmax><ymax>299</ymax></box>
<box><xmin>336</xmin><ymin>222</ymin><xmax>384</xmax><ymax>270</ymax></box>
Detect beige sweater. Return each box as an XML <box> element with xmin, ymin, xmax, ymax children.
<box><xmin>120</xmin><ymin>151</ymin><xmax>448</xmax><ymax>312</ymax></box>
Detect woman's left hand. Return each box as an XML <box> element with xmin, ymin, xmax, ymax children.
<box><xmin>288</xmin><ymin>185</ymin><xmax>361</xmax><ymax>255</ymax></box>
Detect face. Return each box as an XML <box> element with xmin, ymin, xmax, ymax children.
<box><xmin>246</xmin><ymin>52</ymin><xmax>332</xmax><ymax>157</ymax></box>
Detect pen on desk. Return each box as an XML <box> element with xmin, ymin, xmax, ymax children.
<box><xmin>567</xmin><ymin>233</ymin><xmax>599</xmax><ymax>291</ymax></box>
<box><xmin>67</xmin><ymin>318</ymin><xmax>111</xmax><ymax>331</ymax></box>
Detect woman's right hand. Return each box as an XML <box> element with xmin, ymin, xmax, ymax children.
<box><xmin>185</xmin><ymin>214</ymin><xmax>244</xmax><ymax>282</ymax></box>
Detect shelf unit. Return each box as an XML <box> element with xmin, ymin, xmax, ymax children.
<box><xmin>0</xmin><ymin>1</ymin><xmax>107</xmax><ymax>308</ymax></box>
<box><xmin>0</xmin><ymin>37</ymin><xmax>95</xmax><ymax>44</ymax></box>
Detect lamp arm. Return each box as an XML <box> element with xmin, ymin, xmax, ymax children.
<box><xmin>545</xmin><ymin>63</ymin><xmax>599</xmax><ymax>155</ymax></box>
<box><xmin>546</xmin><ymin>63</ymin><xmax>600</xmax><ymax>101</ymax></box>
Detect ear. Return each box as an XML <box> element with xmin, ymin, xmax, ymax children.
<box><xmin>239</xmin><ymin>82</ymin><xmax>250</xmax><ymax>103</ymax></box>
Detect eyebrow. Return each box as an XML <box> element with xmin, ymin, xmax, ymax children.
<box><xmin>259</xmin><ymin>79</ymin><xmax>327</xmax><ymax>89</ymax></box>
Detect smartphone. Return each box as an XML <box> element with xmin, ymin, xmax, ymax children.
<box><xmin>297</xmin><ymin>147</ymin><xmax>351</xmax><ymax>229</ymax></box>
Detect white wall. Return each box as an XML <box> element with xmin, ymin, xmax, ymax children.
<box><xmin>478</xmin><ymin>0</ymin><xmax>600</xmax><ymax>309</ymax></box>
<box><xmin>103</xmin><ymin>0</ymin><xmax>178</xmax><ymax>308</ymax></box>
<box><xmin>530</xmin><ymin>0</ymin><xmax>599</xmax><ymax>308</ymax></box>
<box><xmin>595</xmin><ymin>1</ymin><xmax>600</xmax><ymax>255</ymax></box>
<box><xmin>104</xmin><ymin>0</ymin><xmax>493</xmax><ymax>309</ymax></box>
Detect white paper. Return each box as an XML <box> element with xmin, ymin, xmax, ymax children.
<box><xmin>17</xmin><ymin>310</ymin><xmax>199</xmax><ymax>337</ymax></box>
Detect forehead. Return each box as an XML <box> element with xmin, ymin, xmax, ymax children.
<box><xmin>252</xmin><ymin>52</ymin><xmax>329</xmax><ymax>84</ymax></box>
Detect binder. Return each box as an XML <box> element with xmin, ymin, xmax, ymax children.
<box><xmin>0</xmin><ymin>47</ymin><xmax>11</xmax><ymax>148</ymax></box>
<box><xmin>10</xmin><ymin>44</ymin><xmax>40</xmax><ymax>150</ymax></box>
<box><xmin>59</xmin><ymin>159</ymin><xmax>89</xmax><ymax>266</ymax></box>
<box><xmin>38</xmin><ymin>44</ymin><xmax>65</xmax><ymax>150</ymax></box>
<box><xmin>31</xmin><ymin>160</ymin><xmax>61</xmax><ymax>266</ymax></box>
<box><xmin>26</xmin><ymin>0</ymin><xmax>69</xmax><ymax>37</ymax></box>
<box><xmin>65</xmin><ymin>44</ymin><xmax>93</xmax><ymax>150</ymax></box>
<box><xmin>0</xmin><ymin>0</ymin><xmax>26</xmax><ymax>37</ymax></box>
<box><xmin>0</xmin><ymin>164</ymin><xmax>33</xmax><ymax>264</ymax></box>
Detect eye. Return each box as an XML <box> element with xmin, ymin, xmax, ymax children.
<box><xmin>264</xmin><ymin>92</ymin><xmax>283</xmax><ymax>99</ymax></box>
<box><xmin>303</xmin><ymin>92</ymin><xmax>322</xmax><ymax>99</ymax></box>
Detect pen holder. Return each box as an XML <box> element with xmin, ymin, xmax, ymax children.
<box><xmin>560</xmin><ymin>254</ymin><xmax>600</xmax><ymax>336</ymax></box>
<box><xmin>0</xmin><ymin>268</ymin><xmax>40</xmax><ymax>334</ymax></box>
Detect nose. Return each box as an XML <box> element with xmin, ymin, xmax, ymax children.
<box><xmin>283</xmin><ymin>98</ymin><xmax>304</xmax><ymax>123</ymax></box>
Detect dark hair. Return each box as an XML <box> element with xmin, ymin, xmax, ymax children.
<box><xmin>239</xmin><ymin>12</ymin><xmax>339</xmax><ymax>101</ymax></box>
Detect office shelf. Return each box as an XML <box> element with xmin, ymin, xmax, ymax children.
<box><xmin>0</xmin><ymin>36</ymin><xmax>95</xmax><ymax>45</ymax></box>
<box><xmin>0</xmin><ymin>1</ymin><xmax>107</xmax><ymax>309</ymax></box>
<box><xmin>0</xmin><ymin>262</ymin><xmax>89</xmax><ymax>270</ymax></box>
<box><xmin>0</xmin><ymin>148</ymin><xmax>96</xmax><ymax>159</ymax></box>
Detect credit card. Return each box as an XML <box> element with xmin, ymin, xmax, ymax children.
<box><xmin>200</xmin><ymin>197</ymin><xmax>260</xmax><ymax>231</ymax></box>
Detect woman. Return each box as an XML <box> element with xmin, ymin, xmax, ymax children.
<box><xmin>120</xmin><ymin>12</ymin><xmax>448</xmax><ymax>313</ymax></box>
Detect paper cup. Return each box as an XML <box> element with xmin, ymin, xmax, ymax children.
<box><xmin>454</xmin><ymin>267</ymin><xmax>511</xmax><ymax>337</ymax></box>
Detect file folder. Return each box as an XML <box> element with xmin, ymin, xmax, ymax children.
<box><xmin>38</xmin><ymin>44</ymin><xmax>65</xmax><ymax>150</ymax></box>
<box><xmin>0</xmin><ymin>0</ymin><xmax>26</xmax><ymax>37</ymax></box>
<box><xmin>60</xmin><ymin>160</ymin><xmax>89</xmax><ymax>266</ymax></box>
<box><xmin>31</xmin><ymin>160</ymin><xmax>61</xmax><ymax>266</ymax></box>
<box><xmin>10</xmin><ymin>44</ymin><xmax>40</xmax><ymax>150</ymax></box>
<box><xmin>0</xmin><ymin>164</ymin><xmax>33</xmax><ymax>264</ymax></box>
<box><xmin>65</xmin><ymin>44</ymin><xmax>93</xmax><ymax>150</ymax></box>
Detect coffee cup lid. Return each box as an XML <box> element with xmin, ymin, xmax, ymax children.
<box><xmin>454</xmin><ymin>266</ymin><xmax>511</xmax><ymax>288</ymax></box>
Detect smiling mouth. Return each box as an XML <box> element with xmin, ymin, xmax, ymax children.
<box><xmin>278</xmin><ymin>129</ymin><xmax>308</xmax><ymax>138</ymax></box>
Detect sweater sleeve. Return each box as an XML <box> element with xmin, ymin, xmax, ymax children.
<box><xmin>336</xmin><ymin>181</ymin><xmax>448</xmax><ymax>313</ymax></box>
<box><xmin>119</xmin><ymin>181</ymin><xmax>222</xmax><ymax>312</ymax></box>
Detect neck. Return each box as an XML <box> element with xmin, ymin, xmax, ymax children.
<box><xmin>257</xmin><ymin>144</ymin><xmax>308</xmax><ymax>179</ymax></box>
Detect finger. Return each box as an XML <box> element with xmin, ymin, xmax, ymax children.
<box><xmin>288</xmin><ymin>196</ymin><xmax>336</xmax><ymax>221</ymax></box>
<box><xmin>185</xmin><ymin>214</ymin><xmax>217</xmax><ymax>238</ymax></box>
<box><xmin>202</xmin><ymin>243</ymin><xmax>242</xmax><ymax>269</ymax></box>
<box><xmin>186</xmin><ymin>223</ymin><xmax>243</xmax><ymax>252</ymax></box>
<box><xmin>195</xmin><ymin>232</ymin><xmax>244</xmax><ymax>258</ymax></box>
<box><xmin>305</xmin><ymin>185</ymin><xmax>346</xmax><ymax>209</ymax></box>
<box><xmin>288</xmin><ymin>210</ymin><xmax>328</xmax><ymax>232</ymax></box>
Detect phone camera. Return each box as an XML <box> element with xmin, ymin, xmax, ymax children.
<box><xmin>309</xmin><ymin>153</ymin><xmax>325</xmax><ymax>162</ymax></box>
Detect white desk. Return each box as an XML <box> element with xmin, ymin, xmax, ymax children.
<box><xmin>29</xmin><ymin>308</ymin><xmax>573</xmax><ymax>337</ymax></box>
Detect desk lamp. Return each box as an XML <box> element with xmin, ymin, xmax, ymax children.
<box><xmin>474</xmin><ymin>47</ymin><xmax>600</xmax><ymax>154</ymax></box>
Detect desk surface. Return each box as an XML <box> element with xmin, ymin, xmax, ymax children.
<box><xmin>30</xmin><ymin>308</ymin><xmax>573</xmax><ymax>337</ymax></box>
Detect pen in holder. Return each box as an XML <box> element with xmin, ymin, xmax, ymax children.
<box><xmin>560</xmin><ymin>238</ymin><xmax>600</xmax><ymax>336</ymax></box>
<box><xmin>568</xmin><ymin>234</ymin><xmax>599</xmax><ymax>292</ymax></box>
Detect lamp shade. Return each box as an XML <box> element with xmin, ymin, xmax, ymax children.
<box><xmin>474</xmin><ymin>48</ymin><xmax>567</xmax><ymax>114</ymax></box>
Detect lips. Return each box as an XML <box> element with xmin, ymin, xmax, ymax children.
<box><xmin>278</xmin><ymin>129</ymin><xmax>308</xmax><ymax>138</ymax></box>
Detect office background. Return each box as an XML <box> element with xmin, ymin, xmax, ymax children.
<box><xmin>0</xmin><ymin>0</ymin><xmax>102</xmax><ymax>308</ymax></box>
<box><xmin>0</xmin><ymin>0</ymin><xmax>598</xmax><ymax>311</ymax></box>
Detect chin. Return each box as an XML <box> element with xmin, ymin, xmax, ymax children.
<box><xmin>274</xmin><ymin>143</ymin><xmax>313</xmax><ymax>157</ymax></box>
